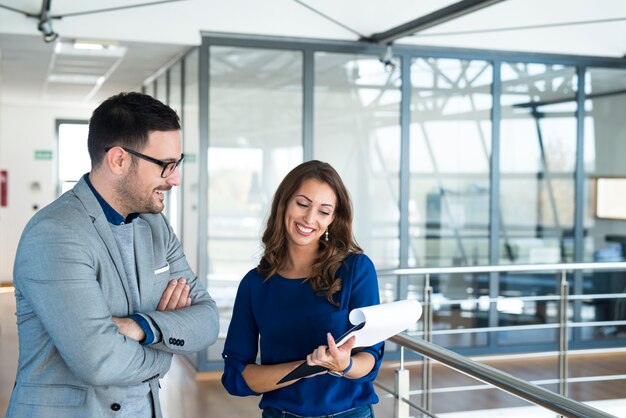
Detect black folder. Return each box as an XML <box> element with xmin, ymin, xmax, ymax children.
<box><xmin>276</xmin><ymin>321</ymin><xmax>365</xmax><ymax>384</ymax></box>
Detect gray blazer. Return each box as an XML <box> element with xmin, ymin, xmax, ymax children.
<box><xmin>7</xmin><ymin>177</ymin><xmax>219</xmax><ymax>417</ymax></box>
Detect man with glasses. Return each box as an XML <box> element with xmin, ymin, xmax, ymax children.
<box><xmin>8</xmin><ymin>92</ymin><xmax>219</xmax><ymax>418</ymax></box>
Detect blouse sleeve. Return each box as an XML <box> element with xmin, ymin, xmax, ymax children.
<box><xmin>345</xmin><ymin>254</ymin><xmax>385</xmax><ymax>383</ymax></box>
<box><xmin>221</xmin><ymin>272</ymin><xmax>261</xmax><ymax>396</ymax></box>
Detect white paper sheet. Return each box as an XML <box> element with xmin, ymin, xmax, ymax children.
<box><xmin>336</xmin><ymin>299</ymin><xmax>422</xmax><ymax>348</ymax></box>
<box><xmin>277</xmin><ymin>299</ymin><xmax>423</xmax><ymax>384</ymax></box>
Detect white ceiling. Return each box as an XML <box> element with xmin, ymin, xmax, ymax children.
<box><xmin>1</xmin><ymin>0</ymin><xmax>625</xmax><ymax>104</ymax></box>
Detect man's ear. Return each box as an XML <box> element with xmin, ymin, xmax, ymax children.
<box><xmin>106</xmin><ymin>147</ymin><xmax>130</xmax><ymax>176</ymax></box>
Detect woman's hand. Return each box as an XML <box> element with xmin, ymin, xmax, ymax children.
<box><xmin>306</xmin><ymin>332</ymin><xmax>356</xmax><ymax>375</ymax></box>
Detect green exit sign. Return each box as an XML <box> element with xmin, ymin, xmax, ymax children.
<box><xmin>34</xmin><ymin>150</ymin><xmax>53</xmax><ymax>160</ymax></box>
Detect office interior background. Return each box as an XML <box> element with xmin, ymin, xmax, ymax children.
<box><xmin>2</xmin><ymin>0</ymin><xmax>626</xmax><ymax>416</ymax></box>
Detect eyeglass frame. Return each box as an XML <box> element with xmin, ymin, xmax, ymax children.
<box><xmin>104</xmin><ymin>146</ymin><xmax>184</xmax><ymax>178</ymax></box>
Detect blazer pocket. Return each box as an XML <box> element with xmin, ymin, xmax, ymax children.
<box><xmin>154</xmin><ymin>263</ymin><xmax>170</xmax><ymax>275</ymax></box>
<box><xmin>15</xmin><ymin>383</ymin><xmax>87</xmax><ymax>407</ymax></box>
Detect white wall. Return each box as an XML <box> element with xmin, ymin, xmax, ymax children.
<box><xmin>0</xmin><ymin>100</ymin><xmax>92</xmax><ymax>283</ymax></box>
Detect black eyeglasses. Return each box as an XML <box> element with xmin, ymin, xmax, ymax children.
<box><xmin>105</xmin><ymin>146</ymin><xmax>184</xmax><ymax>178</ymax></box>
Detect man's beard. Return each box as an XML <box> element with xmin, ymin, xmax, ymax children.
<box><xmin>116</xmin><ymin>170</ymin><xmax>165</xmax><ymax>215</ymax></box>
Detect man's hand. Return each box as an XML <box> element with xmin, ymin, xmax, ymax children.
<box><xmin>157</xmin><ymin>278</ymin><xmax>192</xmax><ymax>311</ymax></box>
<box><xmin>112</xmin><ymin>317</ymin><xmax>146</xmax><ymax>342</ymax></box>
<box><xmin>112</xmin><ymin>279</ymin><xmax>190</xmax><ymax>342</ymax></box>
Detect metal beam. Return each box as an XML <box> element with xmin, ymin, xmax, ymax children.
<box><xmin>365</xmin><ymin>0</ymin><xmax>507</xmax><ymax>45</ymax></box>
<box><xmin>514</xmin><ymin>87</ymin><xmax>626</xmax><ymax>108</ymax></box>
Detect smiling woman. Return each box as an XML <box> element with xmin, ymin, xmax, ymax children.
<box><xmin>221</xmin><ymin>160</ymin><xmax>383</xmax><ymax>418</ymax></box>
<box><xmin>283</xmin><ymin>178</ymin><xmax>336</xmax><ymax>258</ymax></box>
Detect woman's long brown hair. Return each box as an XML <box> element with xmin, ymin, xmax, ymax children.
<box><xmin>258</xmin><ymin>160</ymin><xmax>362</xmax><ymax>305</ymax></box>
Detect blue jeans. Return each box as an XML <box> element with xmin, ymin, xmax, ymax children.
<box><xmin>262</xmin><ymin>404</ymin><xmax>374</xmax><ymax>418</ymax></box>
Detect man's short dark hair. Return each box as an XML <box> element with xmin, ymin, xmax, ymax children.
<box><xmin>88</xmin><ymin>92</ymin><xmax>181</xmax><ymax>168</ymax></box>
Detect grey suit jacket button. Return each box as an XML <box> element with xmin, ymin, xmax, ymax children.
<box><xmin>169</xmin><ymin>337</ymin><xmax>184</xmax><ymax>346</ymax></box>
<box><xmin>111</xmin><ymin>403</ymin><xmax>121</xmax><ymax>411</ymax></box>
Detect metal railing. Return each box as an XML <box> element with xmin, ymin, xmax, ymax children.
<box><xmin>375</xmin><ymin>262</ymin><xmax>626</xmax><ymax>417</ymax></box>
<box><xmin>383</xmin><ymin>333</ymin><xmax>616</xmax><ymax>418</ymax></box>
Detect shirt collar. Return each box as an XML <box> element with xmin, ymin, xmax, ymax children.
<box><xmin>84</xmin><ymin>173</ymin><xmax>139</xmax><ymax>225</ymax></box>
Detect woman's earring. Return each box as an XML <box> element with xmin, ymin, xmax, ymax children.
<box><xmin>325</xmin><ymin>229</ymin><xmax>329</xmax><ymax>242</ymax></box>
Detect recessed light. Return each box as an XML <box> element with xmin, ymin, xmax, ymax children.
<box><xmin>73</xmin><ymin>42</ymin><xmax>104</xmax><ymax>51</ymax></box>
<box><xmin>54</xmin><ymin>40</ymin><xmax>126</xmax><ymax>57</ymax></box>
<box><xmin>47</xmin><ymin>74</ymin><xmax>104</xmax><ymax>84</ymax></box>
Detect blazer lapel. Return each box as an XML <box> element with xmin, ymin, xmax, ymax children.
<box><xmin>133</xmin><ymin>218</ymin><xmax>154</xmax><ymax>309</ymax></box>
<box><xmin>72</xmin><ymin>177</ymin><xmax>132</xmax><ymax>313</ymax></box>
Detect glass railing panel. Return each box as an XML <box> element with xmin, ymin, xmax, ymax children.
<box><xmin>495</xmin><ymin>270</ymin><xmax>571</xmax><ymax>347</ymax></box>
<box><xmin>580</xmin><ymin>270</ymin><xmax>626</xmax><ymax>341</ymax></box>
<box><xmin>432</xmin><ymin>329</ymin><xmax>489</xmax><ymax>349</ymax></box>
<box><xmin>496</xmin><ymin>327</ymin><xmax>558</xmax><ymax>347</ymax></box>
<box><xmin>429</xmin><ymin>272</ymin><xmax>490</xmax><ymax>349</ymax></box>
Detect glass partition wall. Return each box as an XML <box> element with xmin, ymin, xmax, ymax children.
<box><xmin>409</xmin><ymin>58</ymin><xmax>493</xmax><ymax>348</ymax></box>
<box><xmin>206</xmin><ymin>46</ymin><xmax>303</xmax><ymax>360</ymax></box>
<box><xmin>497</xmin><ymin>63</ymin><xmax>579</xmax><ymax>348</ymax></box>
<box><xmin>410</xmin><ymin>58</ymin><xmax>493</xmax><ymax>269</ymax></box>
<box><xmin>500</xmin><ymin>63</ymin><xmax>578</xmax><ymax>266</ymax></box>
<box><xmin>145</xmin><ymin>35</ymin><xmax>626</xmax><ymax>370</ymax></box>
<box><xmin>581</xmin><ymin>68</ymin><xmax>626</xmax><ymax>343</ymax></box>
<box><xmin>314</xmin><ymin>52</ymin><xmax>402</xmax><ymax>269</ymax></box>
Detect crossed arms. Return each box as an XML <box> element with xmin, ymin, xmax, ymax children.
<box><xmin>113</xmin><ymin>277</ymin><xmax>194</xmax><ymax>341</ymax></box>
<box><xmin>14</xmin><ymin>215</ymin><xmax>219</xmax><ymax>387</ymax></box>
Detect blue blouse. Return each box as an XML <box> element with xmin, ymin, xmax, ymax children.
<box><xmin>221</xmin><ymin>253</ymin><xmax>384</xmax><ymax>416</ymax></box>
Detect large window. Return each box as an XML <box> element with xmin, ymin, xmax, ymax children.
<box><xmin>167</xmin><ymin>62</ymin><xmax>183</xmax><ymax>235</ymax></box>
<box><xmin>408</xmin><ymin>58</ymin><xmax>493</xmax><ymax>346</ymax></box>
<box><xmin>314</xmin><ymin>52</ymin><xmax>401</xmax><ymax>269</ymax></box>
<box><xmin>500</xmin><ymin>63</ymin><xmax>577</xmax><ymax>265</ymax></box>
<box><xmin>57</xmin><ymin>121</ymin><xmax>89</xmax><ymax>195</ymax></box>
<box><xmin>182</xmin><ymin>49</ymin><xmax>200</xmax><ymax>274</ymax></box>
<box><xmin>496</xmin><ymin>63</ymin><xmax>578</xmax><ymax>347</ymax></box>
<box><xmin>409</xmin><ymin>58</ymin><xmax>493</xmax><ymax>268</ymax></box>
<box><xmin>206</xmin><ymin>46</ymin><xmax>303</xmax><ymax>361</ymax></box>
<box><xmin>581</xmin><ymin>67</ymin><xmax>626</xmax><ymax>342</ymax></box>
<box><xmin>147</xmin><ymin>37</ymin><xmax>626</xmax><ymax>370</ymax></box>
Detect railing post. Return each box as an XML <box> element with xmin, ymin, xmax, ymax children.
<box><xmin>422</xmin><ymin>273</ymin><xmax>433</xmax><ymax>415</ymax></box>
<box><xmin>395</xmin><ymin>346</ymin><xmax>410</xmax><ymax>418</ymax></box>
<box><xmin>559</xmin><ymin>269</ymin><xmax>569</xmax><ymax>398</ymax></box>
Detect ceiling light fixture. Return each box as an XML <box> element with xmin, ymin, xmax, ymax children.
<box><xmin>379</xmin><ymin>45</ymin><xmax>395</xmax><ymax>72</ymax></box>
<box><xmin>0</xmin><ymin>0</ymin><xmax>188</xmax><ymax>44</ymax></box>
<box><xmin>37</xmin><ymin>0</ymin><xmax>58</xmax><ymax>43</ymax></box>
<box><xmin>38</xmin><ymin>18</ymin><xmax>58</xmax><ymax>43</ymax></box>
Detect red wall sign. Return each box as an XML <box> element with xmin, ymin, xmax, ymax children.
<box><xmin>0</xmin><ymin>170</ymin><xmax>7</xmax><ymax>207</ymax></box>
